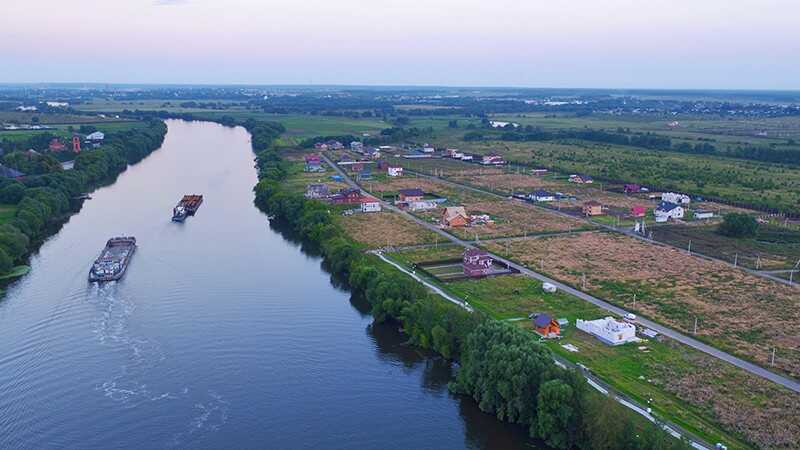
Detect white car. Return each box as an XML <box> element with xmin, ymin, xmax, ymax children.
<box><xmin>624</xmin><ymin>313</ymin><xmax>637</xmax><ymax>322</ymax></box>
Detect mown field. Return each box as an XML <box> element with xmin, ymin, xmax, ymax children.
<box><xmin>484</xmin><ymin>231</ymin><xmax>800</xmax><ymax>377</ymax></box>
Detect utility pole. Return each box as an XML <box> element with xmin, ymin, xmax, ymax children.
<box><xmin>633</xmin><ymin>293</ymin><xmax>637</xmax><ymax>308</ymax></box>
<box><xmin>733</xmin><ymin>253</ymin><xmax>738</xmax><ymax>267</ymax></box>
<box><xmin>687</xmin><ymin>240</ymin><xmax>692</xmax><ymax>255</ymax></box>
<box><xmin>771</xmin><ymin>348</ymin><xmax>776</xmax><ymax>366</ymax></box>
<box><xmin>756</xmin><ymin>254</ymin><xmax>761</xmax><ymax>270</ymax></box>
<box><xmin>540</xmin><ymin>259</ymin><xmax>544</xmax><ymax>271</ymax></box>
<box><xmin>582</xmin><ymin>273</ymin><xmax>587</xmax><ymax>290</ymax></box>
<box><xmin>693</xmin><ymin>317</ymin><xmax>698</xmax><ymax>334</ymax></box>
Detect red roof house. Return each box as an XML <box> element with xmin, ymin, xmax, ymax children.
<box><xmin>630</xmin><ymin>206</ymin><xmax>647</xmax><ymax>217</ymax></box>
<box><xmin>48</xmin><ymin>138</ymin><xmax>66</xmax><ymax>152</ymax></box>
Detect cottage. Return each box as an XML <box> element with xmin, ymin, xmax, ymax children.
<box><xmin>0</xmin><ymin>164</ymin><xmax>24</xmax><ymax>179</ymax></box>
<box><xmin>329</xmin><ymin>188</ymin><xmax>364</xmax><ymax>205</ymax></box>
<box><xmin>85</xmin><ymin>131</ymin><xmax>105</xmax><ymax>142</ymax></box>
<box><xmin>387</xmin><ymin>166</ymin><xmax>403</xmax><ymax>177</ymax></box>
<box><xmin>48</xmin><ymin>138</ymin><xmax>66</xmax><ymax>152</ymax></box>
<box><xmin>304</xmin><ymin>183</ymin><xmax>330</xmax><ymax>199</ymax></box>
<box><xmin>623</xmin><ymin>183</ymin><xmax>641</xmax><ymax>193</ymax></box>
<box><xmin>630</xmin><ymin>206</ymin><xmax>647</xmax><ymax>218</ymax></box>
<box><xmin>576</xmin><ymin>317</ymin><xmax>637</xmax><ymax>345</ymax></box>
<box><xmin>363</xmin><ymin>147</ymin><xmax>381</xmax><ymax>159</ymax></box>
<box><xmin>398</xmin><ymin>188</ymin><xmax>424</xmax><ymax>202</ymax></box>
<box><xmin>445</xmin><ymin>148</ymin><xmax>463</xmax><ymax>158</ymax></box>
<box><xmin>360</xmin><ymin>197</ymin><xmax>382</xmax><ymax>213</ymax></box>
<box><xmin>350</xmin><ymin>141</ymin><xmax>364</xmax><ymax>152</ymax></box>
<box><xmin>661</xmin><ymin>192</ymin><xmax>691</xmax><ymax>205</ymax></box>
<box><xmin>532</xmin><ymin>313</ymin><xmax>561</xmax><ymax>338</ymax></box>
<box><xmin>529</xmin><ymin>190</ymin><xmax>555</xmax><ymax>202</ymax></box>
<box><xmin>655</xmin><ymin>201</ymin><xmax>684</xmax><ymax>222</ymax></box>
<box><xmin>481</xmin><ymin>154</ymin><xmax>505</xmax><ymax>165</ymax></box>
<box><xmin>304</xmin><ymin>154</ymin><xmax>325</xmax><ymax>172</ymax></box>
<box><xmin>441</xmin><ymin>206</ymin><xmax>469</xmax><ymax>228</ymax></box>
<box><xmin>463</xmin><ymin>248</ymin><xmax>493</xmax><ymax>277</ymax></box>
<box><xmin>693</xmin><ymin>210</ymin><xmax>714</xmax><ymax>220</ymax></box>
<box><xmin>582</xmin><ymin>201</ymin><xmax>604</xmax><ymax>216</ymax></box>
<box><xmin>569</xmin><ymin>174</ymin><xmax>593</xmax><ymax>184</ymax></box>
<box><xmin>327</xmin><ymin>140</ymin><xmax>344</xmax><ymax>150</ymax></box>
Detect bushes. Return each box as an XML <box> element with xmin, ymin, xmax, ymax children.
<box><xmin>718</xmin><ymin>213</ymin><xmax>759</xmax><ymax>238</ymax></box>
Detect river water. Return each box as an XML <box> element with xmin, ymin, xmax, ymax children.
<box><xmin>0</xmin><ymin>120</ymin><xmax>536</xmax><ymax>449</ymax></box>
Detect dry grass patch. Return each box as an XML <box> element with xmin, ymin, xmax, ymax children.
<box><xmin>338</xmin><ymin>211</ymin><xmax>439</xmax><ymax>248</ymax></box>
<box><xmin>485</xmin><ymin>231</ymin><xmax>800</xmax><ymax>376</ymax></box>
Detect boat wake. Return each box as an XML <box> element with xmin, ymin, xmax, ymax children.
<box><xmin>167</xmin><ymin>390</ymin><xmax>230</xmax><ymax>448</ymax></box>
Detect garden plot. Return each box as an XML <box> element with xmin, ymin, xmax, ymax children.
<box><xmin>485</xmin><ymin>231</ymin><xmax>800</xmax><ymax>377</ymax></box>
<box><xmin>338</xmin><ymin>211</ymin><xmax>439</xmax><ymax>248</ymax></box>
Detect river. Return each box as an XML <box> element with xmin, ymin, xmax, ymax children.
<box><xmin>0</xmin><ymin>120</ymin><xmax>536</xmax><ymax>449</ymax></box>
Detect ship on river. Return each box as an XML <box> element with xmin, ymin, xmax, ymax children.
<box><xmin>172</xmin><ymin>194</ymin><xmax>203</xmax><ymax>222</ymax></box>
<box><xmin>88</xmin><ymin>237</ymin><xmax>137</xmax><ymax>282</ymax></box>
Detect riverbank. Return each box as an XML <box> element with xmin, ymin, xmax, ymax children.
<box><xmin>241</xmin><ymin>119</ymin><xmax>693</xmax><ymax>450</ymax></box>
<box><xmin>0</xmin><ymin>120</ymin><xmax>167</xmax><ymax>282</ymax></box>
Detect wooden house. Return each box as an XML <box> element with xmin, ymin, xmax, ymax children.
<box><xmin>441</xmin><ymin>207</ymin><xmax>469</xmax><ymax>228</ymax></box>
<box><xmin>582</xmin><ymin>201</ymin><xmax>604</xmax><ymax>216</ymax></box>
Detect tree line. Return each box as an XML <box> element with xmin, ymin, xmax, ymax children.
<box><xmin>248</xmin><ymin>124</ymin><xmax>693</xmax><ymax>450</ymax></box>
<box><xmin>467</xmin><ymin>126</ymin><xmax>800</xmax><ymax>166</ymax></box>
<box><xmin>0</xmin><ymin>120</ymin><xmax>167</xmax><ymax>276</ymax></box>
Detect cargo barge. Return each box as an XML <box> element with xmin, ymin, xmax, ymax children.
<box><xmin>88</xmin><ymin>236</ymin><xmax>137</xmax><ymax>282</ymax></box>
<box><xmin>172</xmin><ymin>194</ymin><xmax>203</xmax><ymax>222</ymax></box>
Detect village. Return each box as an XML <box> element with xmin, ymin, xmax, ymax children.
<box><xmin>282</xmin><ymin>137</ymin><xmax>800</xmax><ymax>450</ymax></box>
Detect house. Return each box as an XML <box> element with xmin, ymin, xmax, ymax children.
<box><xmin>329</xmin><ymin>188</ymin><xmax>365</xmax><ymax>205</ymax></box>
<box><xmin>48</xmin><ymin>138</ymin><xmax>66</xmax><ymax>152</ymax></box>
<box><xmin>350</xmin><ymin>141</ymin><xmax>364</xmax><ymax>152</ymax></box>
<box><xmin>569</xmin><ymin>174</ymin><xmax>593</xmax><ymax>184</ymax></box>
<box><xmin>582</xmin><ymin>201</ymin><xmax>604</xmax><ymax>216</ymax></box>
<box><xmin>529</xmin><ymin>190</ymin><xmax>555</xmax><ymax>202</ymax></box>
<box><xmin>360</xmin><ymin>197</ymin><xmax>382</xmax><ymax>213</ymax></box>
<box><xmin>304</xmin><ymin>154</ymin><xmax>325</xmax><ymax>172</ymax></box>
<box><xmin>489</xmin><ymin>120</ymin><xmax>519</xmax><ymax>128</ymax></box>
<box><xmin>661</xmin><ymin>192</ymin><xmax>691</xmax><ymax>205</ymax></box>
<box><xmin>327</xmin><ymin>140</ymin><xmax>344</xmax><ymax>150</ymax></box>
<box><xmin>85</xmin><ymin>131</ymin><xmax>105</xmax><ymax>142</ymax></box>
<box><xmin>406</xmin><ymin>200</ymin><xmax>438</xmax><ymax>211</ymax></box>
<box><xmin>481</xmin><ymin>154</ymin><xmax>505</xmax><ymax>165</ymax></box>
<box><xmin>0</xmin><ymin>164</ymin><xmax>24</xmax><ymax>179</ymax></box>
<box><xmin>655</xmin><ymin>201</ymin><xmax>684</xmax><ymax>222</ymax></box>
<box><xmin>446</xmin><ymin>148</ymin><xmax>463</xmax><ymax>158</ymax></box>
<box><xmin>693</xmin><ymin>210</ymin><xmax>714</xmax><ymax>220</ymax></box>
<box><xmin>576</xmin><ymin>317</ymin><xmax>637</xmax><ymax>346</ymax></box>
<box><xmin>350</xmin><ymin>163</ymin><xmax>364</xmax><ymax>173</ymax></box>
<box><xmin>531</xmin><ymin>168</ymin><xmax>548</xmax><ymax>176</ymax></box>
<box><xmin>387</xmin><ymin>166</ymin><xmax>403</xmax><ymax>177</ymax></box>
<box><xmin>623</xmin><ymin>183</ymin><xmax>641</xmax><ymax>193</ymax></box>
<box><xmin>313</xmin><ymin>142</ymin><xmax>329</xmax><ymax>150</ymax></box>
<box><xmin>421</xmin><ymin>145</ymin><xmax>435</xmax><ymax>153</ymax></box>
<box><xmin>363</xmin><ymin>147</ymin><xmax>381</xmax><ymax>159</ymax></box>
<box><xmin>441</xmin><ymin>206</ymin><xmax>469</xmax><ymax>228</ymax></box>
<box><xmin>532</xmin><ymin>313</ymin><xmax>561</xmax><ymax>338</ymax></box>
<box><xmin>630</xmin><ymin>206</ymin><xmax>647</xmax><ymax>218</ymax></box>
<box><xmin>398</xmin><ymin>188</ymin><xmax>424</xmax><ymax>202</ymax></box>
<box><xmin>304</xmin><ymin>183</ymin><xmax>330</xmax><ymax>199</ymax></box>
<box><xmin>463</xmin><ymin>248</ymin><xmax>493</xmax><ymax>277</ymax></box>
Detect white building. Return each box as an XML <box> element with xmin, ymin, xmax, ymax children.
<box><xmin>407</xmin><ymin>200</ymin><xmax>438</xmax><ymax>211</ymax></box>
<box><xmin>421</xmin><ymin>145</ymin><xmax>435</xmax><ymax>153</ymax></box>
<box><xmin>361</xmin><ymin>198</ymin><xmax>382</xmax><ymax>213</ymax></box>
<box><xmin>576</xmin><ymin>317</ymin><xmax>637</xmax><ymax>346</ymax></box>
<box><xmin>387</xmin><ymin>166</ymin><xmax>403</xmax><ymax>177</ymax></box>
<box><xmin>16</xmin><ymin>106</ymin><xmax>37</xmax><ymax>112</ymax></box>
<box><xmin>693</xmin><ymin>210</ymin><xmax>714</xmax><ymax>220</ymax></box>
<box><xmin>86</xmin><ymin>131</ymin><xmax>105</xmax><ymax>141</ymax></box>
<box><xmin>661</xmin><ymin>192</ymin><xmax>691</xmax><ymax>205</ymax></box>
<box><xmin>350</xmin><ymin>141</ymin><xmax>364</xmax><ymax>152</ymax></box>
<box><xmin>489</xmin><ymin>120</ymin><xmax>519</xmax><ymax>128</ymax></box>
<box><xmin>655</xmin><ymin>201</ymin><xmax>685</xmax><ymax>222</ymax></box>
<box><xmin>529</xmin><ymin>190</ymin><xmax>555</xmax><ymax>202</ymax></box>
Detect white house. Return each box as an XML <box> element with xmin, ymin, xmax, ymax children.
<box><xmin>481</xmin><ymin>154</ymin><xmax>505</xmax><ymax>165</ymax></box>
<box><xmin>361</xmin><ymin>198</ymin><xmax>382</xmax><ymax>213</ymax></box>
<box><xmin>350</xmin><ymin>141</ymin><xmax>364</xmax><ymax>152</ymax></box>
<box><xmin>86</xmin><ymin>131</ymin><xmax>105</xmax><ymax>141</ymax></box>
<box><xmin>489</xmin><ymin>120</ymin><xmax>519</xmax><ymax>128</ymax></box>
<box><xmin>421</xmin><ymin>145</ymin><xmax>435</xmax><ymax>153</ymax></box>
<box><xmin>661</xmin><ymin>192</ymin><xmax>691</xmax><ymax>205</ymax></box>
<box><xmin>655</xmin><ymin>201</ymin><xmax>685</xmax><ymax>222</ymax></box>
<box><xmin>387</xmin><ymin>166</ymin><xmax>403</xmax><ymax>177</ymax></box>
<box><xmin>576</xmin><ymin>317</ymin><xmax>637</xmax><ymax>346</ymax></box>
<box><xmin>528</xmin><ymin>190</ymin><xmax>555</xmax><ymax>202</ymax></box>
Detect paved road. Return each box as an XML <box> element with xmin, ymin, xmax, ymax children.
<box><xmin>322</xmin><ymin>153</ymin><xmax>800</xmax><ymax>394</ymax></box>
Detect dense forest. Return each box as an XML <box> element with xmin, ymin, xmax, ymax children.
<box><xmin>0</xmin><ymin>120</ymin><xmax>167</xmax><ymax>276</ymax></box>
<box><xmin>248</xmin><ymin>124</ymin><xmax>691</xmax><ymax>450</ymax></box>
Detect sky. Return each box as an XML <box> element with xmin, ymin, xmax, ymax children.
<box><xmin>1</xmin><ymin>0</ymin><xmax>798</xmax><ymax>89</ymax></box>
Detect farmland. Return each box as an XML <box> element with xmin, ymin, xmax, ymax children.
<box><xmin>484</xmin><ymin>231</ymin><xmax>800</xmax><ymax>376</ymax></box>
<box><xmin>338</xmin><ymin>211</ymin><xmax>439</xmax><ymax>248</ymax></box>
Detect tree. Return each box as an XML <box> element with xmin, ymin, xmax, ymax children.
<box><xmin>718</xmin><ymin>213</ymin><xmax>758</xmax><ymax>238</ymax></box>
<box><xmin>536</xmin><ymin>379</ymin><xmax>578</xmax><ymax>449</ymax></box>
<box><xmin>0</xmin><ymin>247</ymin><xmax>12</xmax><ymax>274</ymax></box>
<box><xmin>448</xmin><ymin>119</ymin><xmax>459</xmax><ymax>128</ymax></box>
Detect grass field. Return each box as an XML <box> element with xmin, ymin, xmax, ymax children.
<box><xmin>484</xmin><ymin>231</ymin><xmax>800</xmax><ymax>377</ymax></box>
<box><xmin>338</xmin><ymin>211</ymin><xmax>440</xmax><ymax>248</ymax></box>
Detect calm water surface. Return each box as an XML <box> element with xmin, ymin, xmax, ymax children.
<box><xmin>0</xmin><ymin>120</ymin><xmax>537</xmax><ymax>449</ymax></box>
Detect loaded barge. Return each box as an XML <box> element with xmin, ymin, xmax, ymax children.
<box><xmin>88</xmin><ymin>237</ymin><xmax>137</xmax><ymax>282</ymax></box>
<box><xmin>172</xmin><ymin>194</ymin><xmax>203</xmax><ymax>222</ymax></box>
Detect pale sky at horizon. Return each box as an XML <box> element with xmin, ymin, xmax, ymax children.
<box><xmin>2</xmin><ymin>0</ymin><xmax>798</xmax><ymax>89</ymax></box>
